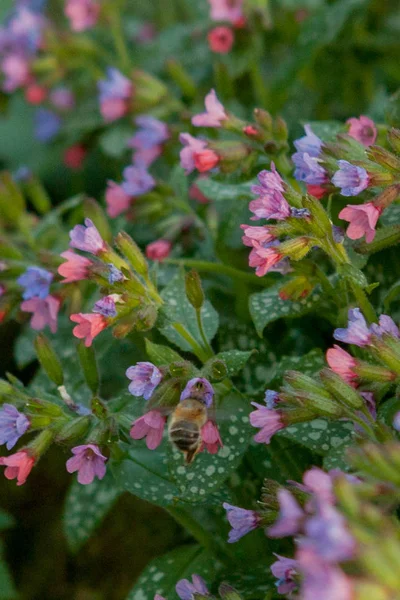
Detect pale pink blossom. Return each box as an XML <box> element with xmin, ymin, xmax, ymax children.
<box><xmin>105</xmin><ymin>181</ymin><xmax>132</xmax><ymax>218</ymax></box>
<box><xmin>339</xmin><ymin>202</ymin><xmax>381</xmax><ymax>243</ymax></box>
<box><xmin>145</xmin><ymin>240</ymin><xmax>171</xmax><ymax>261</ymax></box>
<box><xmin>208</xmin><ymin>0</ymin><xmax>244</xmax><ymax>25</ymax></box>
<box><xmin>64</xmin><ymin>0</ymin><xmax>100</xmax><ymax>32</ymax></box>
<box><xmin>130</xmin><ymin>410</ymin><xmax>166</xmax><ymax>450</ymax></box>
<box><xmin>346</xmin><ymin>115</ymin><xmax>377</xmax><ymax>147</ymax></box>
<box><xmin>326</xmin><ymin>345</ymin><xmax>357</xmax><ymax>385</ymax></box>
<box><xmin>58</xmin><ymin>251</ymin><xmax>92</xmax><ymax>283</ymax></box>
<box><xmin>1</xmin><ymin>54</ymin><xmax>31</xmax><ymax>92</ymax></box>
<box><xmin>70</xmin><ymin>313</ymin><xmax>107</xmax><ymax>346</ymax></box>
<box><xmin>200</xmin><ymin>420</ymin><xmax>223</xmax><ymax>454</ymax></box>
<box><xmin>21</xmin><ymin>295</ymin><xmax>60</xmax><ymax>333</ymax></box>
<box><xmin>0</xmin><ymin>450</ymin><xmax>35</xmax><ymax>486</ymax></box>
<box><xmin>192</xmin><ymin>89</ymin><xmax>227</xmax><ymax>128</ymax></box>
<box><xmin>66</xmin><ymin>444</ymin><xmax>107</xmax><ymax>485</ymax></box>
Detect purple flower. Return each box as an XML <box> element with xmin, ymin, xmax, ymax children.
<box><xmin>126</xmin><ymin>362</ymin><xmax>162</xmax><ymax>400</ymax></box>
<box><xmin>176</xmin><ymin>575</ymin><xmax>208</xmax><ymax>600</ymax></box>
<box><xmin>332</xmin><ymin>160</ymin><xmax>369</xmax><ymax>196</ymax></box>
<box><xmin>129</xmin><ymin>115</ymin><xmax>169</xmax><ymax>151</ymax></box>
<box><xmin>180</xmin><ymin>378</ymin><xmax>214</xmax><ymax>407</ymax></box>
<box><xmin>0</xmin><ymin>404</ymin><xmax>30</xmax><ymax>450</ymax></box>
<box><xmin>264</xmin><ymin>390</ymin><xmax>279</xmax><ymax>409</ymax></box>
<box><xmin>290</xmin><ymin>207</ymin><xmax>310</xmax><ymax>218</ymax></box>
<box><xmin>93</xmin><ymin>296</ymin><xmax>117</xmax><ymax>318</ymax></box>
<box><xmin>294</xmin><ymin>125</ymin><xmax>323</xmax><ymax>157</ymax></box>
<box><xmin>268</xmin><ymin>489</ymin><xmax>304</xmax><ymax>537</ymax></box>
<box><xmin>394</xmin><ymin>411</ymin><xmax>400</xmax><ymax>431</ymax></box>
<box><xmin>34</xmin><ymin>108</ymin><xmax>61</xmax><ymax>142</ymax></box>
<box><xmin>98</xmin><ymin>67</ymin><xmax>132</xmax><ymax>102</ymax></box>
<box><xmin>108</xmin><ymin>264</ymin><xmax>124</xmax><ymax>284</ymax></box>
<box><xmin>223</xmin><ymin>502</ymin><xmax>260</xmax><ymax>543</ymax></box>
<box><xmin>17</xmin><ymin>266</ymin><xmax>53</xmax><ymax>300</ymax></box>
<box><xmin>249</xmin><ymin>401</ymin><xmax>284</xmax><ymax>444</ymax></box>
<box><xmin>249</xmin><ymin>190</ymin><xmax>290</xmax><ymax>221</ymax></box>
<box><xmin>292</xmin><ymin>152</ymin><xmax>327</xmax><ymax>185</ymax></box>
<box><xmin>50</xmin><ymin>87</ymin><xmax>75</xmax><ymax>111</ymax></box>
<box><xmin>302</xmin><ymin>504</ymin><xmax>355</xmax><ymax>562</ymax></box>
<box><xmin>302</xmin><ymin>467</ymin><xmax>335</xmax><ymax>506</ymax></box>
<box><xmin>179</xmin><ymin>133</ymin><xmax>208</xmax><ymax>174</ymax></box>
<box><xmin>66</xmin><ymin>444</ymin><xmax>107</xmax><ymax>485</ymax></box>
<box><xmin>121</xmin><ymin>164</ymin><xmax>155</xmax><ymax>196</ymax></box>
<box><xmin>298</xmin><ymin>549</ymin><xmax>354</xmax><ymax>600</ymax></box>
<box><xmin>270</xmin><ymin>555</ymin><xmax>299</xmax><ymax>596</ymax></box>
<box><xmin>192</xmin><ymin>89</ymin><xmax>227</xmax><ymax>128</ymax></box>
<box><xmin>334</xmin><ymin>308</ymin><xmax>371</xmax><ymax>347</ymax></box>
<box><xmin>69</xmin><ymin>218</ymin><xmax>106</xmax><ymax>255</ymax></box>
<box><xmin>370</xmin><ymin>315</ymin><xmax>400</xmax><ymax>339</ymax></box>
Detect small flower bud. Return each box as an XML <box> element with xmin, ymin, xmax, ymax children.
<box><xmin>168</xmin><ymin>361</ymin><xmax>193</xmax><ymax>378</ymax></box>
<box><xmin>273</xmin><ymin>116</ymin><xmax>288</xmax><ymax>142</ymax></box>
<box><xmin>202</xmin><ymin>358</ymin><xmax>228</xmax><ymax>382</ymax></box>
<box><xmin>185</xmin><ymin>270</ymin><xmax>205</xmax><ymax>309</ymax></box>
<box><xmin>34</xmin><ymin>334</ymin><xmax>64</xmax><ymax>387</ymax></box>
<box><xmin>253</xmin><ymin>108</ymin><xmax>273</xmax><ymax>131</ymax></box>
<box><xmin>147</xmin><ymin>378</ymin><xmax>182</xmax><ymax>410</ymax></box>
<box><xmin>372</xmin><ymin>338</ymin><xmax>400</xmax><ymax>374</ymax></box>
<box><xmin>373</xmin><ymin>184</ymin><xmax>400</xmax><ymax>211</ymax></box>
<box><xmin>387</xmin><ymin>128</ymin><xmax>400</xmax><ymax>153</ymax></box>
<box><xmin>284</xmin><ymin>371</ymin><xmax>332</xmax><ymax>398</ymax></box>
<box><xmin>354</xmin><ymin>362</ymin><xmax>397</xmax><ymax>383</ymax></box>
<box><xmin>84</xmin><ymin>197</ymin><xmax>112</xmax><ymax>244</ymax></box>
<box><xmin>77</xmin><ymin>341</ymin><xmax>99</xmax><ymax>395</ymax></box>
<box><xmin>303</xmin><ymin>194</ymin><xmax>333</xmax><ymax>235</ymax></box>
<box><xmin>279</xmin><ymin>237</ymin><xmax>314</xmax><ymax>261</ymax></box>
<box><xmin>367</xmin><ymin>145</ymin><xmax>400</xmax><ymax>172</ymax></box>
<box><xmin>279</xmin><ymin>276</ymin><xmax>313</xmax><ymax>301</ymax></box>
<box><xmin>133</xmin><ymin>304</ymin><xmax>158</xmax><ymax>332</ymax></box>
<box><xmin>0</xmin><ymin>379</ymin><xmax>14</xmax><ymax>398</ymax></box>
<box><xmin>218</xmin><ymin>584</ymin><xmax>243</xmax><ymax>600</ymax></box>
<box><xmin>56</xmin><ymin>416</ymin><xmax>92</xmax><ymax>443</ymax></box>
<box><xmin>319</xmin><ymin>368</ymin><xmax>363</xmax><ymax>409</ymax></box>
<box><xmin>115</xmin><ymin>231</ymin><xmax>148</xmax><ymax>276</ymax></box>
<box><xmin>281</xmin><ymin>390</ymin><xmax>343</xmax><ymax>417</ymax></box>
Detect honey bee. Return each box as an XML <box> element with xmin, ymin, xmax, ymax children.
<box><xmin>168</xmin><ymin>397</ymin><xmax>208</xmax><ymax>465</ymax></box>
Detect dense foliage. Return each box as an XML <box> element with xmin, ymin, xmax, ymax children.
<box><xmin>1</xmin><ymin>0</ymin><xmax>400</xmax><ymax>599</ymax></box>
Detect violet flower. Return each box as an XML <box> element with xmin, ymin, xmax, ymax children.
<box><xmin>180</xmin><ymin>378</ymin><xmax>214</xmax><ymax>407</ymax></box>
<box><xmin>69</xmin><ymin>218</ymin><xmax>106</xmax><ymax>255</ymax></box>
<box><xmin>17</xmin><ymin>266</ymin><xmax>53</xmax><ymax>300</ymax></box>
<box><xmin>270</xmin><ymin>554</ymin><xmax>299</xmax><ymax>596</ymax></box>
<box><xmin>126</xmin><ymin>362</ymin><xmax>162</xmax><ymax>400</ymax></box>
<box><xmin>370</xmin><ymin>315</ymin><xmax>400</xmax><ymax>339</ymax></box>
<box><xmin>0</xmin><ymin>404</ymin><xmax>30</xmax><ymax>450</ymax></box>
<box><xmin>332</xmin><ymin>160</ymin><xmax>369</xmax><ymax>196</ymax></box>
<box><xmin>121</xmin><ymin>164</ymin><xmax>155</xmax><ymax>196</ymax></box>
<box><xmin>34</xmin><ymin>108</ymin><xmax>61</xmax><ymax>142</ymax></box>
<box><xmin>176</xmin><ymin>574</ymin><xmax>209</xmax><ymax>600</ymax></box>
<box><xmin>66</xmin><ymin>444</ymin><xmax>107</xmax><ymax>485</ymax></box>
<box><xmin>334</xmin><ymin>308</ymin><xmax>371</xmax><ymax>347</ymax></box>
<box><xmin>250</xmin><ymin>400</ymin><xmax>284</xmax><ymax>443</ymax></box>
<box><xmin>268</xmin><ymin>489</ymin><xmax>304</xmax><ymax>537</ymax></box>
<box><xmin>223</xmin><ymin>502</ymin><xmax>260</xmax><ymax>543</ymax></box>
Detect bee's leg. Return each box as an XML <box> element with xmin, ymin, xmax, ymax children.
<box><xmin>184</xmin><ymin>445</ymin><xmax>201</xmax><ymax>465</ymax></box>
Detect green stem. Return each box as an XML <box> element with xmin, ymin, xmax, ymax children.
<box><xmin>109</xmin><ymin>8</ymin><xmax>131</xmax><ymax>72</ymax></box>
<box><xmin>348</xmin><ymin>280</ymin><xmax>378</xmax><ymax>323</ymax></box>
<box><xmin>167</xmin><ymin>507</ymin><xmax>216</xmax><ymax>554</ymax></box>
<box><xmin>171</xmin><ymin>323</ymin><xmax>211</xmax><ymax>363</ymax></box>
<box><xmin>195</xmin><ymin>308</ymin><xmax>214</xmax><ymax>359</ymax></box>
<box><xmin>163</xmin><ymin>258</ymin><xmax>272</xmax><ymax>287</ymax></box>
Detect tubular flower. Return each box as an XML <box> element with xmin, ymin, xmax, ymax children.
<box><xmin>0</xmin><ymin>450</ymin><xmax>35</xmax><ymax>486</ymax></box>
<box><xmin>58</xmin><ymin>250</ymin><xmax>92</xmax><ymax>283</ymax></box>
<box><xmin>250</xmin><ymin>401</ymin><xmax>284</xmax><ymax>443</ymax></box>
<box><xmin>105</xmin><ymin>181</ymin><xmax>132</xmax><ymax>218</ymax></box>
<box><xmin>192</xmin><ymin>89</ymin><xmax>227</xmax><ymax>128</ymax></box>
<box><xmin>176</xmin><ymin>575</ymin><xmax>209</xmax><ymax>600</ymax></box>
<box><xmin>21</xmin><ymin>295</ymin><xmax>60</xmax><ymax>333</ymax></box>
<box><xmin>346</xmin><ymin>115</ymin><xmax>377</xmax><ymax>147</ymax></box>
<box><xmin>241</xmin><ymin>225</ymin><xmax>276</xmax><ymax>247</ymax></box>
<box><xmin>268</xmin><ymin>489</ymin><xmax>304</xmax><ymax>537</ymax></box>
<box><xmin>121</xmin><ymin>164</ymin><xmax>155</xmax><ymax>196</ymax></box>
<box><xmin>0</xmin><ymin>404</ymin><xmax>30</xmax><ymax>450</ymax></box>
<box><xmin>338</xmin><ymin>202</ymin><xmax>380</xmax><ymax>243</ymax></box>
<box><xmin>126</xmin><ymin>362</ymin><xmax>162</xmax><ymax>400</ymax></box>
<box><xmin>326</xmin><ymin>345</ymin><xmax>357</xmax><ymax>385</ymax></box>
<box><xmin>200</xmin><ymin>420</ymin><xmax>223</xmax><ymax>454</ymax></box>
<box><xmin>128</xmin><ymin>115</ymin><xmax>169</xmax><ymax>166</ymax></box>
<box><xmin>66</xmin><ymin>444</ymin><xmax>107</xmax><ymax>485</ymax></box>
<box><xmin>370</xmin><ymin>315</ymin><xmax>400</xmax><ymax>339</ymax></box>
<box><xmin>130</xmin><ymin>410</ymin><xmax>166</xmax><ymax>450</ymax></box>
<box><xmin>69</xmin><ymin>218</ymin><xmax>106</xmax><ymax>255</ymax></box>
<box><xmin>334</xmin><ymin>308</ymin><xmax>371</xmax><ymax>347</ymax></box>
<box><xmin>270</xmin><ymin>555</ymin><xmax>299</xmax><ymax>596</ymax></box>
<box><xmin>248</xmin><ymin>241</ymin><xmax>284</xmax><ymax>277</ymax></box>
<box><xmin>70</xmin><ymin>313</ymin><xmax>107</xmax><ymax>346</ymax></box>
<box><xmin>17</xmin><ymin>266</ymin><xmax>53</xmax><ymax>300</ymax></box>
<box><xmin>180</xmin><ymin>378</ymin><xmax>214</xmax><ymax>407</ymax></box>
<box><xmin>223</xmin><ymin>503</ymin><xmax>260</xmax><ymax>543</ymax></box>
<box><xmin>98</xmin><ymin>67</ymin><xmax>133</xmax><ymax>122</ymax></box>
<box><xmin>332</xmin><ymin>160</ymin><xmax>370</xmax><ymax>196</ymax></box>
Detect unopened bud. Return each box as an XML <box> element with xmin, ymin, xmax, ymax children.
<box><xmin>34</xmin><ymin>334</ymin><xmax>64</xmax><ymax>386</ymax></box>
<box><xmin>132</xmin><ymin>70</ymin><xmax>168</xmax><ymax>110</ymax></box>
<box><xmin>25</xmin><ymin>398</ymin><xmax>63</xmax><ymax>417</ymax></box>
<box><xmin>77</xmin><ymin>341</ymin><xmax>99</xmax><ymax>394</ymax></box>
<box><xmin>133</xmin><ymin>304</ymin><xmax>158</xmax><ymax>332</ymax></box>
<box><xmin>367</xmin><ymin>146</ymin><xmax>400</xmax><ymax>172</ymax></box>
<box><xmin>84</xmin><ymin>197</ymin><xmax>112</xmax><ymax>244</ymax></box>
<box><xmin>168</xmin><ymin>361</ymin><xmax>193</xmax><ymax>378</ymax></box>
<box><xmin>348</xmin><ymin>443</ymin><xmax>400</xmax><ymax>486</ymax></box>
<box><xmin>387</xmin><ymin>128</ymin><xmax>400</xmax><ymax>153</ymax></box>
<box><xmin>28</xmin><ymin>427</ymin><xmax>55</xmax><ymax>457</ymax></box>
<box><xmin>280</xmin><ymin>237</ymin><xmax>314</xmax><ymax>261</ymax></box>
<box><xmin>253</xmin><ymin>108</ymin><xmax>273</xmax><ymax>131</ymax></box>
<box><xmin>0</xmin><ymin>379</ymin><xmax>14</xmax><ymax>398</ymax></box>
<box><xmin>303</xmin><ymin>194</ymin><xmax>333</xmax><ymax>234</ymax></box>
<box><xmin>355</xmin><ymin>362</ymin><xmax>397</xmax><ymax>383</ymax></box>
<box><xmin>202</xmin><ymin>358</ymin><xmax>228</xmax><ymax>382</ymax></box>
<box><xmin>147</xmin><ymin>378</ymin><xmax>181</xmax><ymax>410</ymax></box>
<box><xmin>218</xmin><ymin>584</ymin><xmax>242</xmax><ymax>600</ymax></box>
<box><xmin>320</xmin><ymin>368</ymin><xmax>363</xmax><ymax>409</ymax></box>
<box><xmin>112</xmin><ymin>314</ymin><xmax>136</xmax><ymax>338</ymax></box>
<box><xmin>284</xmin><ymin>370</ymin><xmax>331</xmax><ymax>397</ymax></box>
<box><xmin>372</xmin><ymin>339</ymin><xmax>400</xmax><ymax>374</ymax></box>
<box><xmin>279</xmin><ymin>276</ymin><xmax>313</xmax><ymax>301</ymax></box>
<box><xmin>282</xmin><ymin>390</ymin><xmax>342</xmax><ymax>417</ymax></box>
<box><xmin>185</xmin><ymin>270</ymin><xmax>204</xmax><ymax>309</ymax></box>
<box><xmin>273</xmin><ymin>116</ymin><xmax>288</xmax><ymax>142</ymax></box>
<box><xmin>56</xmin><ymin>416</ymin><xmax>92</xmax><ymax>443</ymax></box>
<box><xmin>90</xmin><ymin>396</ymin><xmax>108</xmax><ymax>420</ymax></box>
<box><xmin>115</xmin><ymin>231</ymin><xmax>148</xmax><ymax>276</ymax></box>
<box><xmin>373</xmin><ymin>184</ymin><xmax>400</xmax><ymax>211</ymax></box>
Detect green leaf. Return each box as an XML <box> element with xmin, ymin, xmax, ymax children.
<box><xmin>63</xmin><ymin>471</ymin><xmax>121</xmax><ymax>552</ymax></box>
<box><xmin>159</xmin><ymin>272</ymin><xmax>219</xmax><ymax>353</ymax></box>
<box><xmin>99</xmin><ymin>125</ymin><xmax>133</xmax><ymax>158</ymax></box>
<box><xmin>170</xmin><ymin>165</ymin><xmax>189</xmax><ymax>200</ymax></box>
<box><xmin>355</xmin><ymin>225</ymin><xmax>400</xmax><ymax>255</ymax></box>
<box><xmin>323</xmin><ymin>441</ymin><xmax>351</xmax><ymax>471</ymax></box>
<box><xmin>281</xmin><ymin>420</ymin><xmax>354</xmax><ymax>456</ymax></box>
<box><xmin>169</xmin><ymin>390</ymin><xmax>252</xmax><ymax>503</ymax></box>
<box><xmin>249</xmin><ymin>283</ymin><xmax>323</xmax><ymax>336</ymax></box>
<box><xmin>145</xmin><ymin>339</ymin><xmax>184</xmax><ymax>367</ymax></box>
<box><xmin>211</xmin><ymin>350</ymin><xmax>254</xmax><ymax>377</ymax></box>
<box><xmin>196</xmin><ymin>178</ymin><xmax>255</xmax><ymax>203</ymax></box>
<box><xmin>380</xmin><ymin>203</ymin><xmax>400</xmax><ymax>226</ymax></box>
<box><xmin>0</xmin><ymin>542</ymin><xmax>17</xmax><ymax>600</ymax></box>
<box><xmin>126</xmin><ymin>545</ymin><xmax>213</xmax><ymax>600</ymax></box>
<box><xmin>306</xmin><ymin>120</ymin><xmax>343</xmax><ymax>141</ymax></box>
<box><xmin>112</xmin><ymin>442</ymin><xmax>180</xmax><ymax>507</ymax></box>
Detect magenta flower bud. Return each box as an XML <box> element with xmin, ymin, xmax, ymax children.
<box><xmin>145</xmin><ymin>239</ymin><xmax>172</xmax><ymax>262</ymax></box>
<box><xmin>176</xmin><ymin>574</ymin><xmax>209</xmax><ymax>600</ymax></box>
<box><xmin>179</xmin><ymin>133</ymin><xmax>208</xmax><ymax>174</ymax></box>
<box><xmin>69</xmin><ymin>218</ymin><xmax>106</xmax><ymax>255</ymax></box>
<box><xmin>0</xmin><ymin>404</ymin><xmax>30</xmax><ymax>450</ymax></box>
<box><xmin>126</xmin><ymin>362</ymin><xmax>162</xmax><ymax>400</ymax></box>
<box><xmin>66</xmin><ymin>444</ymin><xmax>107</xmax><ymax>485</ymax></box>
<box><xmin>338</xmin><ymin>202</ymin><xmax>380</xmax><ymax>243</ymax></box>
<box><xmin>270</xmin><ymin>555</ymin><xmax>299</xmax><ymax>596</ymax></box>
<box><xmin>326</xmin><ymin>345</ymin><xmax>358</xmax><ymax>386</ymax></box>
<box><xmin>332</xmin><ymin>160</ymin><xmax>370</xmax><ymax>197</ymax></box>
<box><xmin>222</xmin><ymin>502</ymin><xmax>260</xmax><ymax>543</ymax></box>
<box><xmin>334</xmin><ymin>308</ymin><xmax>371</xmax><ymax>347</ymax></box>
<box><xmin>346</xmin><ymin>115</ymin><xmax>377</xmax><ymax>147</ymax></box>
<box><xmin>130</xmin><ymin>410</ymin><xmax>166</xmax><ymax>450</ymax></box>
<box><xmin>192</xmin><ymin>89</ymin><xmax>227</xmax><ymax>128</ymax></box>
<box><xmin>21</xmin><ymin>295</ymin><xmax>60</xmax><ymax>333</ymax></box>
<box><xmin>180</xmin><ymin>378</ymin><xmax>214</xmax><ymax>407</ymax></box>
<box><xmin>58</xmin><ymin>250</ymin><xmax>92</xmax><ymax>283</ymax></box>
<box><xmin>250</xmin><ymin>401</ymin><xmax>284</xmax><ymax>443</ymax></box>
<box><xmin>268</xmin><ymin>489</ymin><xmax>304</xmax><ymax>537</ymax></box>
<box><xmin>200</xmin><ymin>420</ymin><xmax>223</xmax><ymax>454</ymax></box>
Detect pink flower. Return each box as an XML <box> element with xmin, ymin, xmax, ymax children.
<box><xmin>208</xmin><ymin>0</ymin><xmax>244</xmax><ymax>25</ymax></box>
<box><xmin>25</xmin><ymin>84</ymin><xmax>47</xmax><ymax>105</ymax></box>
<box><xmin>66</xmin><ymin>444</ymin><xmax>107</xmax><ymax>485</ymax></box>
<box><xmin>0</xmin><ymin>450</ymin><xmax>35</xmax><ymax>486</ymax></box>
<box><xmin>179</xmin><ymin>133</ymin><xmax>208</xmax><ymax>174</ymax></box>
<box><xmin>297</xmin><ymin>549</ymin><xmax>354</xmax><ymax>600</ymax></box>
<box><xmin>194</xmin><ymin>149</ymin><xmax>220</xmax><ymax>173</ymax></box>
<box><xmin>58</xmin><ymin>250</ymin><xmax>92</xmax><ymax>283</ymax></box>
<box><xmin>268</xmin><ymin>489</ymin><xmax>304</xmax><ymax>537</ymax></box>
<box><xmin>240</xmin><ymin>225</ymin><xmax>275</xmax><ymax>247</ymax></box>
<box><xmin>70</xmin><ymin>313</ymin><xmax>107</xmax><ymax>346</ymax></box>
<box><xmin>306</xmin><ymin>184</ymin><xmax>326</xmax><ymax>199</ymax></box>
<box><xmin>346</xmin><ymin>115</ymin><xmax>377</xmax><ymax>147</ymax></box>
<box><xmin>208</xmin><ymin>26</ymin><xmax>234</xmax><ymax>54</ymax></box>
<box><xmin>326</xmin><ymin>345</ymin><xmax>357</xmax><ymax>385</ymax></box>
<box><xmin>69</xmin><ymin>218</ymin><xmax>106</xmax><ymax>255</ymax></box>
<box><xmin>130</xmin><ymin>410</ymin><xmax>166</xmax><ymax>450</ymax></box>
<box><xmin>250</xmin><ymin>402</ymin><xmax>284</xmax><ymax>443</ymax></box>
<box><xmin>105</xmin><ymin>181</ymin><xmax>132</xmax><ymax>218</ymax></box>
<box><xmin>64</xmin><ymin>0</ymin><xmax>100</xmax><ymax>32</ymax></box>
<box><xmin>192</xmin><ymin>89</ymin><xmax>227</xmax><ymax>128</ymax></box>
<box><xmin>145</xmin><ymin>239</ymin><xmax>172</xmax><ymax>261</ymax></box>
<box><xmin>21</xmin><ymin>295</ymin><xmax>60</xmax><ymax>333</ymax></box>
<box><xmin>270</xmin><ymin>555</ymin><xmax>299</xmax><ymax>596</ymax></box>
<box><xmin>338</xmin><ymin>202</ymin><xmax>381</xmax><ymax>244</ymax></box>
<box><xmin>248</xmin><ymin>242</ymin><xmax>283</xmax><ymax>277</ymax></box>
<box><xmin>1</xmin><ymin>54</ymin><xmax>31</xmax><ymax>92</ymax></box>
<box><xmin>200</xmin><ymin>420</ymin><xmax>223</xmax><ymax>454</ymax></box>
<box><xmin>64</xmin><ymin>145</ymin><xmax>87</xmax><ymax>170</ymax></box>
<box><xmin>100</xmin><ymin>98</ymin><xmax>129</xmax><ymax>122</ymax></box>
<box><xmin>249</xmin><ymin>190</ymin><xmax>290</xmax><ymax>221</ymax></box>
